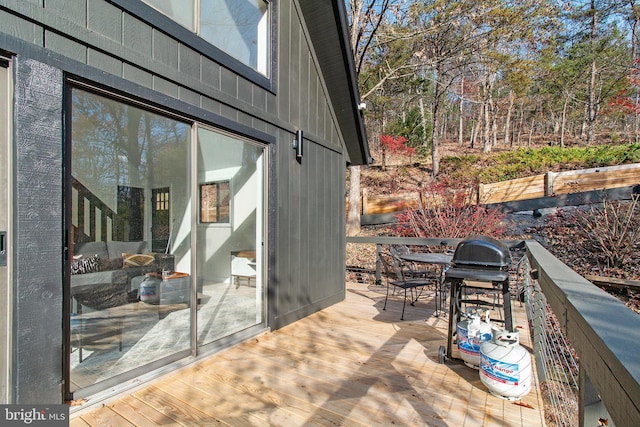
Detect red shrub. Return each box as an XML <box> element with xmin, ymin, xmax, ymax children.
<box><xmin>392</xmin><ymin>183</ymin><xmax>505</xmax><ymax>239</ymax></box>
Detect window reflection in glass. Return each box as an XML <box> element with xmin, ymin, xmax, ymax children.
<box><xmin>196</xmin><ymin>126</ymin><xmax>265</xmax><ymax>348</ymax></box>
<box><xmin>200</xmin><ymin>0</ymin><xmax>269</xmax><ymax>74</ymax></box>
<box><xmin>141</xmin><ymin>0</ymin><xmax>270</xmax><ymax>75</ymax></box>
<box><xmin>69</xmin><ymin>88</ymin><xmax>192</xmax><ymax>393</ymax></box>
<box><xmin>141</xmin><ymin>0</ymin><xmax>195</xmax><ymax>31</ymax></box>
<box><xmin>200</xmin><ymin>181</ymin><xmax>230</xmax><ymax>223</ymax></box>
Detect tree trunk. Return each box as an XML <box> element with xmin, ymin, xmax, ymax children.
<box><xmin>483</xmin><ymin>98</ymin><xmax>491</xmax><ymax>153</ymax></box>
<box><xmin>490</xmin><ymin>95</ymin><xmax>498</xmax><ymax>148</ymax></box>
<box><xmin>631</xmin><ymin>1</ymin><xmax>640</xmax><ymax>142</ymax></box>
<box><xmin>517</xmin><ymin>104</ymin><xmax>524</xmax><ymax>145</ymax></box>
<box><xmin>586</xmin><ymin>0</ymin><xmax>598</xmax><ymax>143</ymax></box>
<box><xmin>346</xmin><ymin>166</ymin><xmax>361</xmax><ymax>236</ymax></box>
<box><xmin>561</xmin><ymin>94</ymin><xmax>569</xmax><ymax>148</ymax></box>
<box><xmin>431</xmin><ymin>66</ymin><xmax>444</xmax><ymax>176</ymax></box>
<box><xmin>458</xmin><ymin>77</ymin><xmax>464</xmax><ymax>146</ymax></box>
<box><xmin>504</xmin><ymin>90</ymin><xmax>514</xmax><ymax>146</ymax></box>
<box><xmin>472</xmin><ymin>104</ymin><xmax>483</xmax><ymax>148</ymax></box>
<box><xmin>587</xmin><ymin>59</ymin><xmax>598</xmax><ymax>143</ymax></box>
<box><xmin>419</xmin><ymin>94</ymin><xmax>427</xmax><ymax>153</ymax></box>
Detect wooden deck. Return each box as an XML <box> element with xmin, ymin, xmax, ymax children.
<box><xmin>70</xmin><ymin>282</ymin><xmax>546</xmax><ymax>426</ymax></box>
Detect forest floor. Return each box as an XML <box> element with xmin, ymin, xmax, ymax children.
<box><xmin>347</xmin><ymin>139</ymin><xmax>640</xmax><ymax>314</ymax></box>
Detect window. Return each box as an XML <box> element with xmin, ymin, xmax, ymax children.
<box><xmin>142</xmin><ymin>0</ymin><xmax>270</xmax><ymax>76</ymax></box>
<box><xmin>155</xmin><ymin>189</ymin><xmax>169</xmax><ymax>211</ymax></box>
<box><xmin>200</xmin><ymin>181</ymin><xmax>230</xmax><ymax>223</ymax></box>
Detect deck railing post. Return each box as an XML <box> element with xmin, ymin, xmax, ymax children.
<box><xmin>580</xmin><ymin>370</ymin><xmax>614</xmax><ymax>427</ymax></box>
<box><xmin>375</xmin><ymin>243</ymin><xmax>382</xmax><ymax>285</ymax></box>
<box><xmin>533</xmin><ymin>291</ymin><xmax>547</xmax><ymax>382</ymax></box>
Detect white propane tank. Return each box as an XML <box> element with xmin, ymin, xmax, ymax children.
<box><xmin>457</xmin><ymin>310</ymin><xmax>493</xmax><ymax>369</ymax></box>
<box><xmin>479</xmin><ymin>330</ymin><xmax>532</xmax><ymax>400</ymax></box>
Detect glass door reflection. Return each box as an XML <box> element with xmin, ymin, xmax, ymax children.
<box><xmin>196</xmin><ymin>127</ymin><xmax>265</xmax><ymax>347</ymax></box>
<box><xmin>69</xmin><ymin>88</ymin><xmax>192</xmax><ymax>394</ymax></box>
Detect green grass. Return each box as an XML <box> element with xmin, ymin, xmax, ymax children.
<box><xmin>440</xmin><ymin>143</ymin><xmax>640</xmax><ymax>184</ymax></box>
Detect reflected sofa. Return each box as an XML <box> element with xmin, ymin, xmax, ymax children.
<box><xmin>71</xmin><ymin>241</ymin><xmax>159</xmax><ymax>310</ymax></box>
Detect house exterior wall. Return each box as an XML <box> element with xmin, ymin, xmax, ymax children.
<box><xmin>0</xmin><ymin>0</ymin><xmax>351</xmax><ymax>403</ymax></box>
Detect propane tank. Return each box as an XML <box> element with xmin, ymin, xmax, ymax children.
<box><xmin>457</xmin><ymin>309</ymin><xmax>493</xmax><ymax>369</ymax></box>
<box><xmin>139</xmin><ymin>275</ymin><xmax>161</xmax><ymax>304</ymax></box>
<box><xmin>479</xmin><ymin>329</ymin><xmax>532</xmax><ymax>400</ymax></box>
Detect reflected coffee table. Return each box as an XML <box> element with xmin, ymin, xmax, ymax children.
<box><xmin>139</xmin><ymin>272</ymin><xmax>190</xmax><ymax>305</ymax></box>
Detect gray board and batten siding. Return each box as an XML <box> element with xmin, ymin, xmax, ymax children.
<box><xmin>0</xmin><ymin>0</ymin><xmax>366</xmax><ymax>403</ymax></box>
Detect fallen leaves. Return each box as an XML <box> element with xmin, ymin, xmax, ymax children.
<box><xmin>513</xmin><ymin>401</ymin><xmax>535</xmax><ymax>409</ymax></box>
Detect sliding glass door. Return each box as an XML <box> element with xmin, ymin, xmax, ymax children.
<box><xmin>68</xmin><ymin>88</ymin><xmax>193</xmax><ymax>395</ymax></box>
<box><xmin>196</xmin><ymin>127</ymin><xmax>265</xmax><ymax>348</ymax></box>
<box><xmin>67</xmin><ymin>87</ymin><xmax>266</xmax><ymax>398</ymax></box>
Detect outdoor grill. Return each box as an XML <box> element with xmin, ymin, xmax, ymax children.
<box><xmin>439</xmin><ymin>235</ymin><xmax>513</xmax><ymax>363</ymax></box>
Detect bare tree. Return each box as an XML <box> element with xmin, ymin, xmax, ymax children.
<box><xmin>346</xmin><ymin>0</ymin><xmax>397</xmax><ymax>235</ymax></box>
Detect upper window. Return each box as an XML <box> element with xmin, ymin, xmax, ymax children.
<box><xmin>142</xmin><ymin>0</ymin><xmax>270</xmax><ymax>76</ymax></box>
<box><xmin>200</xmin><ymin>181</ymin><xmax>230</xmax><ymax>223</ymax></box>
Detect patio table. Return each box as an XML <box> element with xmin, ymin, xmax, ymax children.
<box><xmin>398</xmin><ymin>252</ymin><xmax>452</xmax><ymax>316</ymax></box>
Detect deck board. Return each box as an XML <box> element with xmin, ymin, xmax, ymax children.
<box><xmin>70</xmin><ymin>282</ymin><xmax>546</xmax><ymax>426</ymax></box>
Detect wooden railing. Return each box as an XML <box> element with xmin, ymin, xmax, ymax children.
<box><xmin>346</xmin><ymin>236</ymin><xmax>640</xmax><ymax>426</ymax></box>
<box><xmin>525</xmin><ymin>240</ymin><xmax>640</xmax><ymax>426</ymax></box>
<box><xmin>72</xmin><ymin>178</ymin><xmax>117</xmax><ymax>243</ymax></box>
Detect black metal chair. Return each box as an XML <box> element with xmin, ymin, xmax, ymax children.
<box><xmin>389</xmin><ymin>245</ymin><xmax>432</xmax><ymax>279</ymax></box>
<box><xmin>378</xmin><ymin>252</ymin><xmax>433</xmax><ymax>320</ymax></box>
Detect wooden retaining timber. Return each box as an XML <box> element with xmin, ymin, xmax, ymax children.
<box><xmin>361</xmin><ymin>189</ymin><xmax>421</xmax><ymax>214</ymax></box>
<box><xmin>479</xmin><ymin>174</ymin><xmax>546</xmax><ymax>205</ymax></box>
<box><xmin>548</xmin><ymin>163</ymin><xmax>640</xmax><ymax>195</ymax></box>
<box><xmin>584</xmin><ymin>274</ymin><xmax>640</xmax><ymax>291</ymax></box>
<box><xmin>353</xmin><ymin>163</ymin><xmax>640</xmax><ymax>219</ymax></box>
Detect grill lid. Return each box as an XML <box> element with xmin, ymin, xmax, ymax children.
<box><xmin>451</xmin><ymin>235</ymin><xmax>510</xmax><ymax>268</ymax></box>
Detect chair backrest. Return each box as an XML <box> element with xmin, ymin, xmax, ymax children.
<box><xmin>378</xmin><ymin>251</ymin><xmax>406</xmax><ymax>282</ymax></box>
<box><xmin>390</xmin><ymin>245</ymin><xmax>410</xmax><ymax>256</ymax></box>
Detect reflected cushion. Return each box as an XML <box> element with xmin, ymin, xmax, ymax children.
<box><xmin>123</xmin><ymin>253</ymin><xmax>156</xmax><ymax>268</ymax></box>
<box><xmin>71</xmin><ymin>254</ymin><xmax>100</xmax><ymax>275</ymax></box>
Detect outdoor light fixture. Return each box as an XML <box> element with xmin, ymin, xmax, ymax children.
<box><xmin>292</xmin><ymin>129</ymin><xmax>303</xmax><ymax>160</ymax></box>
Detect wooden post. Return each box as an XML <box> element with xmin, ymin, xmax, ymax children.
<box><xmin>375</xmin><ymin>243</ymin><xmax>382</xmax><ymax>285</ymax></box>
<box><xmin>362</xmin><ymin>188</ymin><xmax>368</xmax><ymax>215</ymax></box>
<box><xmin>545</xmin><ymin>171</ymin><xmax>555</xmax><ymax>196</ymax></box>
<box><xmin>580</xmin><ymin>370</ymin><xmax>612</xmax><ymax>427</ymax></box>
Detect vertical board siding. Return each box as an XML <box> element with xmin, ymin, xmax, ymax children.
<box><xmin>272</xmin><ymin>136</ymin><xmax>346</xmax><ymax>328</ymax></box>
<box><xmin>1</xmin><ymin>1</ymin><xmax>316</xmax><ymax>135</ymax></box>
<box><xmin>178</xmin><ymin>45</ymin><xmax>201</xmax><ymax>81</ymax></box>
<box><xmin>14</xmin><ymin>58</ymin><xmax>63</xmax><ymax>403</ymax></box>
<box><xmin>47</xmin><ymin>0</ymin><xmax>87</xmax><ymax>26</ymax></box>
<box><xmin>2</xmin><ymin>0</ymin><xmax>353</xmax><ymax>402</ymax></box>
<box><xmin>122</xmin><ymin>62</ymin><xmax>153</xmax><ymax>89</ymax></box>
<box><xmin>201</xmin><ymin>56</ymin><xmax>221</xmax><ymax>90</ymax></box>
<box><xmin>308</xmin><ymin>59</ymin><xmax>318</xmax><ymax>136</ymax></box>
<box><xmin>153</xmin><ymin>30</ymin><xmax>179</xmax><ymax>68</ymax></box>
<box><xmin>288</xmin><ymin>7</ymin><xmax>301</xmax><ymax>128</ymax></box>
<box><xmin>45</xmin><ymin>31</ymin><xmax>86</xmax><ymax>63</ymax></box>
<box><xmin>123</xmin><ymin>14</ymin><xmax>152</xmax><ymax>55</ymax></box>
<box><xmin>87</xmin><ymin>48</ymin><xmax>121</xmax><ymax>76</ymax></box>
<box><xmin>87</xmin><ymin>0</ymin><xmax>122</xmax><ymax>43</ymax></box>
<box><xmin>278</xmin><ymin>0</ymin><xmax>292</xmax><ymax>124</ymax></box>
<box><xmin>0</xmin><ymin>9</ymin><xmax>43</xmax><ymax>45</ymax></box>
<box><xmin>220</xmin><ymin>67</ymin><xmax>239</xmax><ymax>98</ymax></box>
